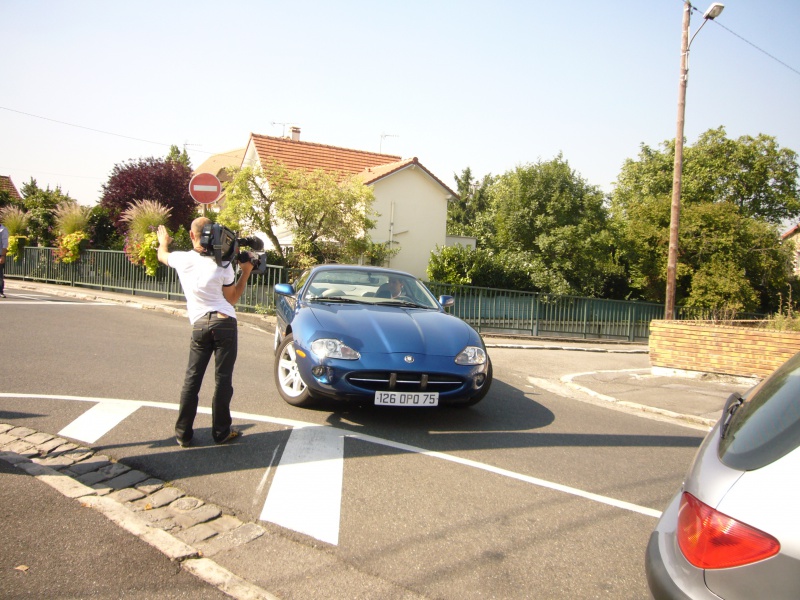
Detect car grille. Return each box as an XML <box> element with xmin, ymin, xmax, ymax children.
<box><xmin>346</xmin><ymin>371</ymin><xmax>464</xmax><ymax>393</ymax></box>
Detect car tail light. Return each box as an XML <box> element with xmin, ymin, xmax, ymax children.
<box><xmin>677</xmin><ymin>492</ymin><xmax>780</xmax><ymax>569</ymax></box>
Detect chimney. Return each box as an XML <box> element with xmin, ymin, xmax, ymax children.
<box><xmin>290</xmin><ymin>126</ymin><xmax>301</xmax><ymax>142</ymax></box>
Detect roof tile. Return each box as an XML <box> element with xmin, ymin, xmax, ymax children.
<box><xmin>0</xmin><ymin>175</ymin><xmax>22</xmax><ymax>201</ymax></box>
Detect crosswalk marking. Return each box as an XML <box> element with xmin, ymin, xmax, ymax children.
<box><xmin>1</xmin><ymin>392</ymin><xmax>663</xmax><ymax>544</ymax></box>
<box><xmin>58</xmin><ymin>401</ymin><xmax>142</xmax><ymax>443</ymax></box>
<box><xmin>260</xmin><ymin>425</ymin><xmax>344</xmax><ymax>545</ymax></box>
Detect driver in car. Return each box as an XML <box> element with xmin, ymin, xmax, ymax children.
<box><xmin>376</xmin><ymin>276</ymin><xmax>403</xmax><ymax>298</ymax></box>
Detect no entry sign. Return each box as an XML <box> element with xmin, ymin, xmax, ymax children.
<box><xmin>189</xmin><ymin>172</ymin><xmax>222</xmax><ymax>204</ymax></box>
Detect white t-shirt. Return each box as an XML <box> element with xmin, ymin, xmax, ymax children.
<box><xmin>168</xmin><ymin>250</ymin><xmax>236</xmax><ymax>324</ymax></box>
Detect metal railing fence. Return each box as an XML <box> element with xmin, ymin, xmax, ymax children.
<box><xmin>4</xmin><ymin>246</ymin><xmax>286</xmax><ymax>312</ymax></box>
<box><xmin>8</xmin><ymin>247</ymin><xmax>756</xmax><ymax>342</ymax></box>
<box><xmin>425</xmin><ymin>281</ymin><xmax>663</xmax><ymax>342</ymax></box>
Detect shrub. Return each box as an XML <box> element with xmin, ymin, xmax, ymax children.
<box><xmin>120</xmin><ymin>200</ymin><xmax>172</xmax><ymax>275</ymax></box>
<box><xmin>1</xmin><ymin>206</ymin><xmax>29</xmax><ymax>235</ymax></box>
<box><xmin>54</xmin><ymin>231</ymin><xmax>89</xmax><ymax>264</ymax></box>
<box><xmin>54</xmin><ymin>202</ymin><xmax>91</xmax><ymax>236</ymax></box>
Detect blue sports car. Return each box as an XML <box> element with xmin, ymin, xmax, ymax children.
<box><xmin>272</xmin><ymin>265</ymin><xmax>492</xmax><ymax>408</ymax></box>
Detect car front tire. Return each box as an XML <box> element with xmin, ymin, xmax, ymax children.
<box><xmin>274</xmin><ymin>333</ymin><xmax>314</xmax><ymax>407</ymax></box>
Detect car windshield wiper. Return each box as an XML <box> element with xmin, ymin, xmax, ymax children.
<box><xmin>720</xmin><ymin>392</ymin><xmax>745</xmax><ymax>439</ymax></box>
<box><xmin>381</xmin><ymin>299</ymin><xmax>429</xmax><ymax>308</ymax></box>
<box><xmin>313</xmin><ymin>296</ymin><xmax>367</xmax><ymax>304</ymax></box>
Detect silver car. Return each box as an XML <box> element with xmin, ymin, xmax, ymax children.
<box><xmin>646</xmin><ymin>350</ymin><xmax>800</xmax><ymax>599</ymax></box>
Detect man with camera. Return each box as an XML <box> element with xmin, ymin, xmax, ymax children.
<box><xmin>157</xmin><ymin>218</ymin><xmax>253</xmax><ymax>447</ymax></box>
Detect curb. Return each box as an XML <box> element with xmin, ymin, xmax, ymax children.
<box><xmin>0</xmin><ymin>423</ymin><xmax>279</xmax><ymax>600</ymax></box>
<box><xmin>560</xmin><ymin>372</ymin><xmax>717</xmax><ymax>430</ymax></box>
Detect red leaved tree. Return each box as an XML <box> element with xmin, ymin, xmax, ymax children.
<box><xmin>99</xmin><ymin>157</ymin><xmax>197</xmax><ymax>235</ymax></box>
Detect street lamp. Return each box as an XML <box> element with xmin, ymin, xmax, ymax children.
<box><xmin>664</xmin><ymin>2</ymin><xmax>724</xmax><ymax>320</ymax></box>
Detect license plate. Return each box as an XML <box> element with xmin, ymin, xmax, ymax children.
<box><xmin>374</xmin><ymin>391</ymin><xmax>439</xmax><ymax>406</ymax></box>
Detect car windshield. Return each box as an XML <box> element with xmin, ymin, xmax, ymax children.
<box><xmin>301</xmin><ymin>269</ymin><xmax>440</xmax><ymax>309</ymax></box>
<box><xmin>718</xmin><ymin>350</ymin><xmax>800</xmax><ymax>470</ymax></box>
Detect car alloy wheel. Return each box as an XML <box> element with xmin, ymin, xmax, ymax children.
<box><xmin>274</xmin><ymin>333</ymin><xmax>313</xmax><ymax>406</ymax></box>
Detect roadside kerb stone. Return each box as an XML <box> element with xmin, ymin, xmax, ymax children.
<box><xmin>15</xmin><ymin>460</ymin><xmax>97</xmax><ymax>499</ymax></box>
<box><xmin>61</xmin><ymin>447</ymin><xmax>95</xmax><ymax>462</ymax></box>
<box><xmin>77</xmin><ymin>470</ymin><xmax>114</xmax><ymax>486</ymax></box>
<box><xmin>33</xmin><ymin>454</ymin><xmax>76</xmax><ymax>469</ymax></box>
<box><xmin>101</xmin><ymin>469</ymin><xmax>151</xmax><ymax>491</ymax></box>
<box><xmin>108</xmin><ymin>487</ymin><xmax>147</xmax><ymax>503</ymax></box>
<box><xmin>0</xmin><ymin>433</ymin><xmax>17</xmax><ymax>446</ymax></box>
<box><xmin>172</xmin><ymin>504</ymin><xmax>223</xmax><ymax>529</ymax></box>
<box><xmin>132</xmin><ymin>486</ymin><xmax>185</xmax><ymax>510</ymax></box>
<box><xmin>37</xmin><ymin>437</ymin><xmax>70</xmax><ymax>454</ymax></box>
<box><xmin>135</xmin><ymin>478</ymin><xmax>165</xmax><ymax>495</ymax></box>
<box><xmin>8</xmin><ymin>426</ymin><xmax>37</xmax><ymax>438</ymax></box>
<box><xmin>0</xmin><ymin>424</ymin><xmax>13</xmax><ymax>434</ymax></box>
<box><xmin>97</xmin><ymin>462</ymin><xmax>131</xmax><ymax>479</ymax></box>
<box><xmin>66</xmin><ymin>455</ymin><xmax>112</xmax><ymax>476</ymax></box>
<box><xmin>196</xmin><ymin>523</ymin><xmax>266</xmax><ymax>558</ymax></box>
<box><xmin>23</xmin><ymin>432</ymin><xmax>55</xmax><ymax>445</ymax></box>
<box><xmin>181</xmin><ymin>558</ymin><xmax>280</xmax><ymax>600</ymax></box>
<box><xmin>81</xmin><ymin>496</ymin><xmax>200</xmax><ymax>561</ymax></box>
<box><xmin>206</xmin><ymin>514</ymin><xmax>244</xmax><ymax>535</ymax></box>
<box><xmin>171</xmin><ymin>496</ymin><xmax>204</xmax><ymax>512</ymax></box>
<box><xmin>4</xmin><ymin>440</ymin><xmax>36</xmax><ymax>455</ymax></box>
<box><xmin>47</xmin><ymin>442</ymin><xmax>79</xmax><ymax>457</ymax></box>
<box><xmin>176</xmin><ymin>523</ymin><xmax>219</xmax><ymax>545</ymax></box>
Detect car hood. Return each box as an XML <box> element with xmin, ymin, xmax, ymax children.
<box><xmin>305</xmin><ymin>304</ymin><xmax>476</xmax><ymax>356</ymax></box>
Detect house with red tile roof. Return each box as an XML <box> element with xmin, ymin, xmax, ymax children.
<box><xmin>223</xmin><ymin>128</ymin><xmax>458</xmax><ymax>278</ymax></box>
<box><xmin>0</xmin><ymin>175</ymin><xmax>22</xmax><ymax>202</ymax></box>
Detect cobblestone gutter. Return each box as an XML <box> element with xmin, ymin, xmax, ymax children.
<box><xmin>0</xmin><ymin>423</ymin><xmax>278</xmax><ymax>600</ymax></box>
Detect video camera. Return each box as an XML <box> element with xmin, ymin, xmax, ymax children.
<box><xmin>199</xmin><ymin>223</ymin><xmax>269</xmax><ymax>275</ymax></box>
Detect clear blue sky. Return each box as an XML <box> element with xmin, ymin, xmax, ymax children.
<box><xmin>1</xmin><ymin>0</ymin><xmax>798</xmax><ymax>207</ymax></box>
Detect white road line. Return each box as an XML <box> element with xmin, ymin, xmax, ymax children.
<box><xmin>0</xmin><ymin>300</ymin><xmax>117</xmax><ymax>305</ymax></box>
<box><xmin>260</xmin><ymin>425</ymin><xmax>344</xmax><ymax>545</ymax></box>
<box><xmin>58</xmin><ymin>400</ymin><xmax>143</xmax><ymax>443</ymax></box>
<box><xmin>0</xmin><ymin>393</ymin><xmax>662</xmax><ymax>524</ymax></box>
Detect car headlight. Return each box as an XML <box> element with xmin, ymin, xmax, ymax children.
<box><xmin>455</xmin><ymin>346</ymin><xmax>487</xmax><ymax>365</ymax></box>
<box><xmin>310</xmin><ymin>339</ymin><xmax>360</xmax><ymax>360</ymax></box>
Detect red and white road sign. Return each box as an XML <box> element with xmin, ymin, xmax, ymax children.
<box><xmin>189</xmin><ymin>172</ymin><xmax>222</xmax><ymax>204</ymax></box>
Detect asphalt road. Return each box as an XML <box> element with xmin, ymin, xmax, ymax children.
<box><xmin>0</xmin><ymin>289</ymin><xmax>707</xmax><ymax>599</ymax></box>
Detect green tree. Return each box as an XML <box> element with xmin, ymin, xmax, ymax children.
<box><xmin>220</xmin><ymin>161</ymin><xmax>376</xmax><ymax>268</ymax></box>
<box><xmin>610</xmin><ymin>128</ymin><xmax>797</xmax><ymax>313</ymax></box>
<box><xmin>489</xmin><ymin>155</ymin><xmax>622</xmax><ymax>296</ymax></box>
<box><xmin>448</xmin><ymin>168</ymin><xmax>494</xmax><ymax>238</ymax></box>
<box><xmin>166</xmin><ymin>144</ymin><xmax>192</xmax><ymax>169</ymax></box>
<box><xmin>18</xmin><ymin>178</ymin><xmax>76</xmax><ymax>246</ymax></box>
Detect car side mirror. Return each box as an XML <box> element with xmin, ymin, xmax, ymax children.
<box><xmin>275</xmin><ymin>283</ymin><xmax>296</xmax><ymax>296</ymax></box>
<box><xmin>439</xmin><ymin>295</ymin><xmax>455</xmax><ymax>308</ymax></box>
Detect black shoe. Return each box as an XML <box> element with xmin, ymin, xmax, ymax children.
<box><xmin>176</xmin><ymin>436</ymin><xmax>192</xmax><ymax>448</ymax></box>
<box><xmin>216</xmin><ymin>428</ymin><xmax>241</xmax><ymax>445</ymax></box>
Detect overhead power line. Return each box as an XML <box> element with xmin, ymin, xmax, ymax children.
<box><xmin>0</xmin><ymin>106</ymin><xmax>241</xmax><ymax>159</ymax></box>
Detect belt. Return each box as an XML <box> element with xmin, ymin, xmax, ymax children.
<box><xmin>206</xmin><ymin>311</ymin><xmax>231</xmax><ymax>319</ymax></box>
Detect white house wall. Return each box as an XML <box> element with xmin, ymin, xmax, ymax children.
<box><xmin>370</xmin><ymin>166</ymin><xmax>449</xmax><ymax>278</ymax></box>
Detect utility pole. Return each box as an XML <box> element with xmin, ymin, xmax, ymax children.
<box><xmin>664</xmin><ymin>2</ymin><xmax>724</xmax><ymax>320</ymax></box>
<box><xmin>665</xmin><ymin>3</ymin><xmax>691</xmax><ymax>320</ymax></box>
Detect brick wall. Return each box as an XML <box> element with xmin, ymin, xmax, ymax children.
<box><xmin>649</xmin><ymin>320</ymin><xmax>800</xmax><ymax>378</ymax></box>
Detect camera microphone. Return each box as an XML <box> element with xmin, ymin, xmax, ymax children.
<box><xmin>237</xmin><ymin>236</ymin><xmax>264</xmax><ymax>251</ymax></box>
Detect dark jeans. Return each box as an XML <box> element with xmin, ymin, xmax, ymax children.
<box><xmin>175</xmin><ymin>312</ymin><xmax>238</xmax><ymax>444</ymax></box>
<box><xmin>0</xmin><ymin>261</ymin><xmax>4</xmax><ymax>294</ymax></box>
